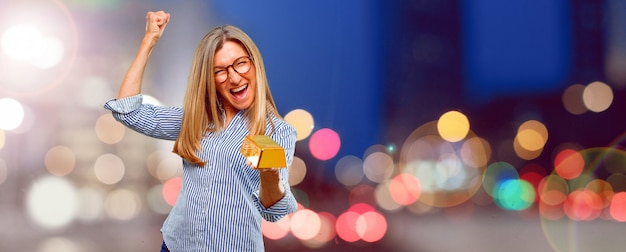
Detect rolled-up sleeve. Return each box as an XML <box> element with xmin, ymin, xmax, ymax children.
<box><xmin>104</xmin><ymin>94</ymin><xmax>183</xmax><ymax>141</ymax></box>
<box><xmin>252</xmin><ymin>188</ymin><xmax>297</xmax><ymax>222</ymax></box>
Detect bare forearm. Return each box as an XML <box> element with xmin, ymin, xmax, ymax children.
<box><xmin>116</xmin><ymin>39</ymin><xmax>155</xmax><ymax>99</ymax></box>
<box><xmin>258</xmin><ymin>170</ymin><xmax>286</xmax><ymax>208</ymax></box>
<box><xmin>115</xmin><ymin>11</ymin><xmax>170</xmax><ymax>100</ymax></box>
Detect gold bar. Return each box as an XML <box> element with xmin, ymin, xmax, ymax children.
<box><xmin>240</xmin><ymin>135</ymin><xmax>287</xmax><ymax>169</ymax></box>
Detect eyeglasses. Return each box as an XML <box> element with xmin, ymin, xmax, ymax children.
<box><xmin>214</xmin><ymin>56</ymin><xmax>253</xmax><ymax>83</ymax></box>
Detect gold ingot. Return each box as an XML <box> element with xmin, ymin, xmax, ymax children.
<box><xmin>240</xmin><ymin>135</ymin><xmax>287</xmax><ymax>168</ymax></box>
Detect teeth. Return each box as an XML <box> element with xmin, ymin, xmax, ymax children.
<box><xmin>231</xmin><ymin>84</ymin><xmax>247</xmax><ymax>93</ymax></box>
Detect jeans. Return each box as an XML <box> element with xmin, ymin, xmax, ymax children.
<box><xmin>160</xmin><ymin>241</ymin><xmax>169</xmax><ymax>252</ymax></box>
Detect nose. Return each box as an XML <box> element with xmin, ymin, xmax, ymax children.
<box><xmin>226</xmin><ymin>66</ymin><xmax>242</xmax><ymax>84</ymax></box>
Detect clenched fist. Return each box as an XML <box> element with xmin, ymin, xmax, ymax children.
<box><xmin>145</xmin><ymin>11</ymin><xmax>170</xmax><ymax>43</ymax></box>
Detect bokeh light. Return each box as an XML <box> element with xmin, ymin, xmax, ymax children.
<box><xmin>95</xmin><ymin>113</ymin><xmax>125</xmax><ymax>145</ymax></box>
<box><xmin>0</xmin><ymin>159</ymin><xmax>7</xmax><ymax>185</ymax></box>
<box><xmin>163</xmin><ymin>177</ymin><xmax>182</xmax><ymax>206</ymax></box>
<box><xmin>562</xmin><ymin>84</ymin><xmax>588</xmax><ymax>115</ymax></box>
<box><xmin>26</xmin><ymin>176</ymin><xmax>78</xmax><ymax>229</ymax></box>
<box><xmin>513</xmin><ymin>120</ymin><xmax>548</xmax><ymax>160</ymax></box>
<box><xmin>609</xmin><ymin>192</ymin><xmax>626</xmax><ymax>222</ymax></box>
<box><xmin>519</xmin><ymin>163</ymin><xmax>548</xmax><ymax>202</ymax></box>
<box><xmin>289</xmin><ymin>156</ymin><xmax>307</xmax><ymax>186</ymax></box>
<box><xmin>483</xmin><ymin>162</ymin><xmax>519</xmax><ymax>198</ymax></box>
<box><xmin>76</xmin><ymin>186</ymin><xmax>105</xmax><ymax>223</ymax></box>
<box><xmin>363</xmin><ymin>151</ymin><xmax>394</xmax><ymax>183</ymax></box>
<box><xmin>0</xmin><ymin>98</ymin><xmax>25</xmax><ymax>130</ymax></box>
<box><xmin>1</xmin><ymin>24</ymin><xmax>44</xmax><ymax>61</ymax></box>
<box><xmin>301</xmin><ymin>212</ymin><xmax>336</xmax><ymax>248</ymax></box>
<box><xmin>513</xmin><ymin>137</ymin><xmax>543</xmax><ymax>160</ymax></box>
<box><xmin>30</xmin><ymin>36</ymin><xmax>65</xmax><ymax>69</ymax></box>
<box><xmin>357</xmin><ymin>211</ymin><xmax>387</xmax><ymax>242</ymax></box>
<box><xmin>538</xmin><ymin>175</ymin><xmax>568</xmax><ymax>206</ymax></box>
<box><xmin>0</xmin><ymin>129</ymin><xmax>4</xmax><ymax>150</ymax></box>
<box><xmin>516</xmin><ymin>120</ymin><xmax>548</xmax><ymax>152</ymax></box>
<box><xmin>10</xmin><ymin>103</ymin><xmax>35</xmax><ymax>134</ymax></box>
<box><xmin>335</xmin><ymin>211</ymin><xmax>361</xmax><ymax>242</ymax></box>
<box><xmin>146</xmin><ymin>150</ymin><xmax>183</xmax><ymax>182</ymax></box>
<box><xmin>335</xmin><ymin>155</ymin><xmax>364</xmax><ymax>187</ymax></box>
<box><xmin>460</xmin><ymin>136</ymin><xmax>491</xmax><ymax>168</ymax></box>
<box><xmin>375</xmin><ymin>180</ymin><xmax>402</xmax><ymax>211</ymax></box>
<box><xmin>44</xmin><ymin>145</ymin><xmax>76</xmax><ymax>176</ymax></box>
<box><xmin>37</xmin><ymin>237</ymin><xmax>80</xmax><ymax>252</ymax></box>
<box><xmin>388</xmin><ymin>173</ymin><xmax>422</xmax><ymax>206</ymax></box>
<box><xmin>437</xmin><ymin>110</ymin><xmax>470</xmax><ymax>142</ymax></box>
<box><xmin>563</xmin><ymin>189</ymin><xmax>602</xmax><ymax>221</ymax></box>
<box><xmin>290</xmin><ymin>209</ymin><xmax>321</xmax><ymax>240</ymax></box>
<box><xmin>262</xmin><ymin>215</ymin><xmax>291</xmax><ymax>240</ymax></box>
<box><xmin>284</xmin><ymin>109</ymin><xmax>315</xmax><ymax>141</ymax></box>
<box><xmin>93</xmin><ymin>153</ymin><xmax>125</xmax><ymax>185</ymax></box>
<box><xmin>553</xmin><ymin>149</ymin><xmax>584</xmax><ymax>180</ymax></box>
<box><xmin>493</xmin><ymin>179</ymin><xmax>536</xmax><ymax>211</ymax></box>
<box><xmin>104</xmin><ymin>188</ymin><xmax>141</xmax><ymax>221</ymax></box>
<box><xmin>335</xmin><ymin>203</ymin><xmax>387</xmax><ymax>243</ymax></box>
<box><xmin>582</xmin><ymin>81</ymin><xmax>613</xmax><ymax>112</ymax></box>
<box><xmin>585</xmin><ymin>179</ymin><xmax>613</xmax><ymax>210</ymax></box>
<box><xmin>309</xmin><ymin>128</ymin><xmax>341</xmax><ymax>161</ymax></box>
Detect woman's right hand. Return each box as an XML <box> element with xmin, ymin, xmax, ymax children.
<box><xmin>145</xmin><ymin>11</ymin><xmax>170</xmax><ymax>43</ymax></box>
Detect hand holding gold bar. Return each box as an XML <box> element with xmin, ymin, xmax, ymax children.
<box><xmin>240</xmin><ymin>135</ymin><xmax>287</xmax><ymax>169</ymax></box>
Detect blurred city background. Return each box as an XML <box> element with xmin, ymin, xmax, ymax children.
<box><xmin>1</xmin><ymin>0</ymin><xmax>625</xmax><ymax>251</ymax></box>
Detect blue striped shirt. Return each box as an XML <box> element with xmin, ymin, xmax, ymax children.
<box><xmin>104</xmin><ymin>94</ymin><xmax>298</xmax><ymax>251</ymax></box>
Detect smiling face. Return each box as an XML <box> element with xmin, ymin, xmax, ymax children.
<box><xmin>213</xmin><ymin>40</ymin><xmax>256</xmax><ymax>119</ymax></box>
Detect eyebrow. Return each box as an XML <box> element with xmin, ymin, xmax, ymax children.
<box><xmin>213</xmin><ymin>56</ymin><xmax>250</xmax><ymax>68</ymax></box>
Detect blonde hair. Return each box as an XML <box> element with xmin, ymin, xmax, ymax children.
<box><xmin>173</xmin><ymin>25</ymin><xmax>280</xmax><ymax>166</ymax></box>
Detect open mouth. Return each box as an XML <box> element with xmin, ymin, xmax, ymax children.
<box><xmin>230</xmin><ymin>84</ymin><xmax>249</xmax><ymax>100</ymax></box>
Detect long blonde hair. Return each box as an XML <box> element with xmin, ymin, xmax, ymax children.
<box><xmin>173</xmin><ymin>25</ymin><xmax>280</xmax><ymax>166</ymax></box>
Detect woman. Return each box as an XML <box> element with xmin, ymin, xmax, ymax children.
<box><xmin>104</xmin><ymin>10</ymin><xmax>298</xmax><ymax>251</ymax></box>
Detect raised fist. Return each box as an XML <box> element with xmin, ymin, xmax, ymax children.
<box><xmin>145</xmin><ymin>11</ymin><xmax>170</xmax><ymax>42</ymax></box>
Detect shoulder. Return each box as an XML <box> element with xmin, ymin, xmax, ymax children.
<box><xmin>267</xmin><ymin>114</ymin><xmax>296</xmax><ymax>136</ymax></box>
